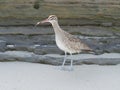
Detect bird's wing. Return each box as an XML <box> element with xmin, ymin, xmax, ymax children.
<box><xmin>65</xmin><ymin>32</ymin><xmax>92</xmax><ymax>51</ymax></box>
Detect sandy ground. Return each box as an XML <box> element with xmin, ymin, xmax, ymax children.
<box><xmin>0</xmin><ymin>62</ymin><xmax>120</xmax><ymax>90</ymax></box>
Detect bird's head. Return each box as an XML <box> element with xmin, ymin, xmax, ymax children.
<box><xmin>35</xmin><ymin>15</ymin><xmax>58</xmax><ymax>26</ymax></box>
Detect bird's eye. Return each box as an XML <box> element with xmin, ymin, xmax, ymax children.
<box><xmin>49</xmin><ymin>17</ymin><xmax>54</xmax><ymax>20</ymax></box>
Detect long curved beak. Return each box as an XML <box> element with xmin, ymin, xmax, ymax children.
<box><xmin>35</xmin><ymin>18</ymin><xmax>49</xmax><ymax>27</ymax></box>
<box><xmin>35</xmin><ymin>22</ymin><xmax>41</xmax><ymax>27</ymax></box>
<box><xmin>40</xmin><ymin>18</ymin><xmax>49</xmax><ymax>23</ymax></box>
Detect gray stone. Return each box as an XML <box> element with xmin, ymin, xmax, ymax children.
<box><xmin>34</xmin><ymin>45</ymin><xmax>63</xmax><ymax>55</ymax></box>
<box><xmin>0</xmin><ymin>51</ymin><xmax>120</xmax><ymax>65</ymax></box>
<box><xmin>0</xmin><ymin>26</ymin><xmax>120</xmax><ymax>54</ymax></box>
<box><xmin>0</xmin><ymin>40</ymin><xmax>6</xmax><ymax>52</ymax></box>
<box><xmin>0</xmin><ymin>26</ymin><xmax>117</xmax><ymax>36</ymax></box>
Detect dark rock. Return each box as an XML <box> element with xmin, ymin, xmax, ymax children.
<box><xmin>0</xmin><ymin>26</ymin><xmax>120</xmax><ymax>54</ymax></box>
<box><xmin>34</xmin><ymin>45</ymin><xmax>63</xmax><ymax>55</ymax></box>
<box><xmin>0</xmin><ymin>40</ymin><xmax>6</xmax><ymax>52</ymax></box>
<box><xmin>0</xmin><ymin>34</ymin><xmax>55</xmax><ymax>45</ymax></box>
<box><xmin>6</xmin><ymin>44</ymin><xmax>34</xmax><ymax>52</ymax></box>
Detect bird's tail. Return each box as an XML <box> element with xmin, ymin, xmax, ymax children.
<box><xmin>81</xmin><ymin>49</ymin><xmax>103</xmax><ymax>55</ymax></box>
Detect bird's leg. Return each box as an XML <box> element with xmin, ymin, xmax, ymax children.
<box><xmin>60</xmin><ymin>52</ymin><xmax>73</xmax><ymax>71</ymax></box>
<box><xmin>69</xmin><ymin>53</ymin><xmax>74</xmax><ymax>71</ymax></box>
<box><xmin>61</xmin><ymin>51</ymin><xmax>67</xmax><ymax>67</ymax></box>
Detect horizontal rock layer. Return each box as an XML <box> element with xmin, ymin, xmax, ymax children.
<box><xmin>0</xmin><ymin>0</ymin><xmax>120</xmax><ymax>26</ymax></box>
<box><xmin>0</xmin><ymin>51</ymin><xmax>120</xmax><ymax>65</ymax></box>
<box><xmin>0</xmin><ymin>26</ymin><xmax>119</xmax><ymax>64</ymax></box>
<box><xmin>0</xmin><ymin>26</ymin><xmax>120</xmax><ymax>55</ymax></box>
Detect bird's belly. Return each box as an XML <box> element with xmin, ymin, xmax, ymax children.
<box><xmin>56</xmin><ymin>39</ymin><xmax>78</xmax><ymax>53</ymax></box>
<box><xmin>56</xmin><ymin>39</ymin><xmax>69</xmax><ymax>52</ymax></box>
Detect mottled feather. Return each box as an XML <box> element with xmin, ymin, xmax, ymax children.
<box><xmin>57</xmin><ymin>29</ymin><xmax>92</xmax><ymax>53</ymax></box>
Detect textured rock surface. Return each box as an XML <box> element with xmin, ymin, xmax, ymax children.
<box><xmin>0</xmin><ymin>26</ymin><xmax>120</xmax><ymax>54</ymax></box>
<box><xmin>0</xmin><ymin>40</ymin><xmax>6</xmax><ymax>52</ymax></box>
<box><xmin>0</xmin><ymin>51</ymin><xmax>120</xmax><ymax>65</ymax></box>
<box><xmin>0</xmin><ymin>0</ymin><xmax>120</xmax><ymax>26</ymax></box>
<box><xmin>0</xmin><ymin>0</ymin><xmax>120</xmax><ymax>64</ymax></box>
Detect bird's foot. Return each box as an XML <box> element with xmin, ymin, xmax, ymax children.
<box><xmin>68</xmin><ymin>66</ymin><xmax>74</xmax><ymax>71</ymax></box>
<box><xmin>57</xmin><ymin>66</ymin><xmax>74</xmax><ymax>71</ymax></box>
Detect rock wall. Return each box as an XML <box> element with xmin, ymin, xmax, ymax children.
<box><xmin>0</xmin><ymin>0</ymin><xmax>120</xmax><ymax>26</ymax></box>
<box><xmin>0</xmin><ymin>26</ymin><xmax>120</xmax><ymax>55</ymax></box>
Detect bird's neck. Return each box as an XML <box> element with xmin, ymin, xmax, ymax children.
<box><xmin>51</xmin><ymin>21</ymin><xmax>62</xmax><ymax>34</ymax></box>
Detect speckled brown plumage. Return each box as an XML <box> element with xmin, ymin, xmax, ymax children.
<box><xmin>55</xmin><ymin>28</ymin><xmax>92</xmax><ymax>54</ymax></box>
<box><xmin>36</xmin><ymin>15</ymin><xmax>92</xmax><ymax>70</ymax></box>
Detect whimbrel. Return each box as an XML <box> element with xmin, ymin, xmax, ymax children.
<box><xmin>36</xmin><ymin>15</ymin><xmax>92</xmax><ymax>70</ymax></box>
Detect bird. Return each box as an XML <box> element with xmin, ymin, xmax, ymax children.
<box><xmin>36</xmin><ymin>15</ymin><xmax>92</xmax><ymax>70</ymax></box>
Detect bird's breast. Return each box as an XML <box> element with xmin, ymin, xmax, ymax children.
<box><xmin>55</xmin><ymin>35</ymin><xmax>69</xmax><ymax>52</ymax></box>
